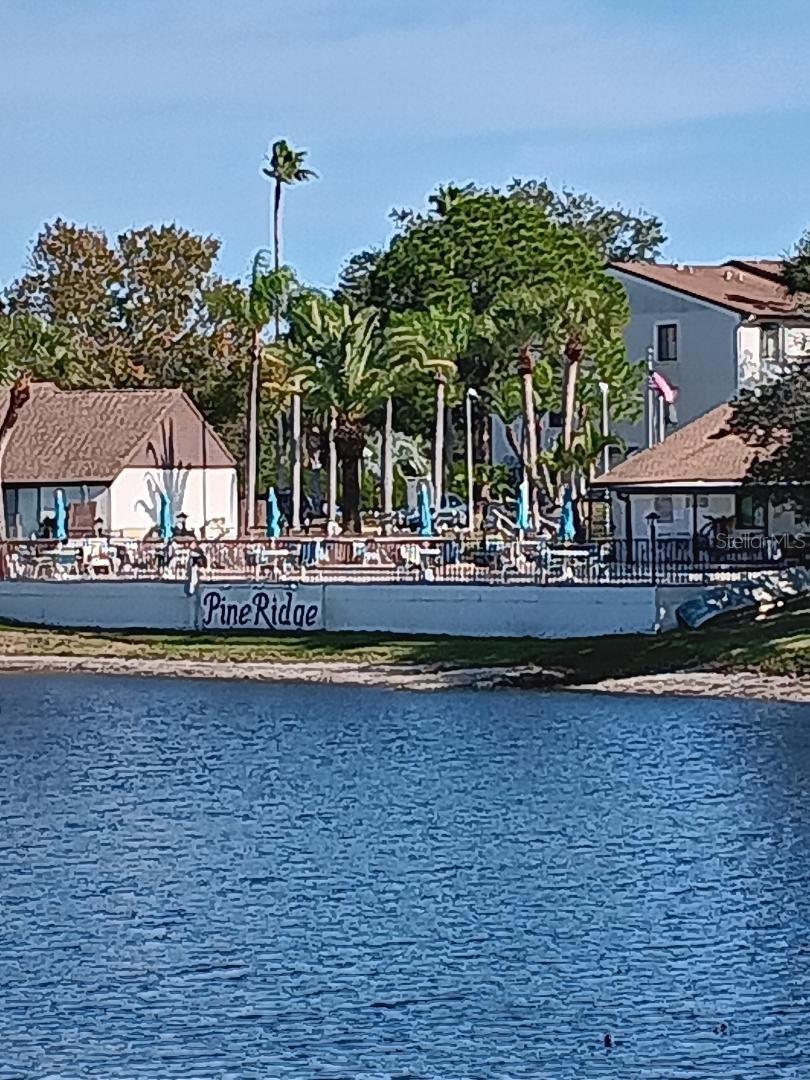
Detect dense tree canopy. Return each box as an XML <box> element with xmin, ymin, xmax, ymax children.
<box><xmin>0</xmin><ymin>219</ymin><xmax>256</xmax><ymax>466</ymax></box>
<box><xmin>729</xmin><ymin>359</ymin><xmax>810</xmax><ymax>496</ymax></box>
<box><xmin>359</xmin><ymin>190</ymin><xmax>638</xmax><ymax>430</ymax></box>
<box><xmin>783</xmin><ymin>226</ymin><xmax>810</xmax><ymax>294</ymax></box>
<box><xmin>0</xmin><ymin>170</ymin><xmax>662</xmax><ymax>533</ymax></box>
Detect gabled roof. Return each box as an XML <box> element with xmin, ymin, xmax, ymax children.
<box><xmin>595</xmin><ymin>404</ymin><xmax>761</xmax><ymax>488</ymax></box>
<box><xmin>0</xmin><ymin>383</ymin><xmax>235</xmax><ymax>483</ymax></box>
<box><xmin>610</xmin><ymin>259</ymin><xmax>810</xmax><ymax>319</ymax></box>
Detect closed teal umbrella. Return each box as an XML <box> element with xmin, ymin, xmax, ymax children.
<box><xmin>417</xmin><ymin>482</ymin><xmax>432</xmax><ymax>537</ymax></box>
<box><xmin>54</xmin><ymin>489</ymin><xmax>68</xmax><ymax>541</ymax></box>
<box><xmin>159</xmin><ymin>492</ymin><xmax>173</xmax><ymax>542</ymax></box>
<box><xmin>558</xmin><ymin>484</ymin><xmax>575</xmax><ymax>542</ymax></box>
<box><xmin>515</xmin><ymin>476</ymin><xmax>529</xmax><ymax>533</ymax></box>
<box><xmin>266</xmin><ymin>487</ymin><xmax>282</xmax><ymax>539</ymax></box>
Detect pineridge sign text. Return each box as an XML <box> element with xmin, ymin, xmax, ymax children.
<box><xmin>200</xmin><ymin>588</ymin><xmax>323</xmax><ymax>631</ymax></box>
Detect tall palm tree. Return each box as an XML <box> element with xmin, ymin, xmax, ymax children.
<box><xmin>208</xmin><ymin>256</ymin><xmax>296</xmax><ymax>533</ymax></box>
<box><xmin>401</xmin><ymin>305</ymin><xmax>471</xmax><ymax>509</ymax></box>
<box><xmin>283</xmin><ymin>296</ymin><xmax>450</xmax><ymax>533</ymax></box>
<box><xmin>262</xmin><ymin>139</ymin><xmax>316</xmax><ymax>530</ymax></box>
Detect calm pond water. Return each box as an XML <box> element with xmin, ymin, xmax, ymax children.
<box><xmin>0</xmin><ymin>675</ymin><xmax>809</xmax><ymax>1078</ymax></box>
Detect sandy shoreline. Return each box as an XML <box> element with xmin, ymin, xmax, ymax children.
<box><xmin>0</xmin><ymin>653</ymin><xmax>807</xmax><ymax>702</ymax></box>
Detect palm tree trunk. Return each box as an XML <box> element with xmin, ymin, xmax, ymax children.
<box><xmin>444</xmin><ymin>403</ymin><xmax>453</xmax><ymax>493</ymax></box>
<box><xmin>339</xmin><ymin>442</ymin><xmax>363</xmax><ymax>534</ymax></box>
<box><xmin>518</xmin><ymin>346</ymin><xmax>539</xmax><ymax>528</ymax></box>
<box><xmin>275</xmin><ymin>412</ymin><xmax>285</xmax><ymax>487</ymax></box>
<box><xmin>244</xmin><ymin>329</ymin><xmax>260</xmax><ymax>534</ymax></box>
<box><xmin>0</xmin><ymin>376</ymin><xmax>32</xmax><ymax>548</ymax></box>
<box><xmin>432</xmin><ymin>374</ymin><xmax>445</xmax><ymax>508</ymax></box>
<box><xmin>0</xmin><ymin>429</ymin><xmax>13</xmax><ymax>545</ymax></box>
<box><xmin>273</xmin><ymin>180</ymin><xmax>282</xmax><ymax>274</ymax></box>
<box><xmin>562</xmin><ymin>339</ymin><xmax>582</xmax><ymax>451</ymax></box>
<box><xmin>327</xmin><ymin>408</ymin><xmax>338</xmax><ymax>527</ymax></box>
<box><xmin>381</xmin><ymin>396</ymin><xmax>393</xmax><ymax>530</ymax></box>
<box><xmin>272</xmin><ymin>176</ymin><xmax>289</xmax><ymax>495</ymax></box>
<box><xmin>290</xmin><ymin>391</ymin><xmax>302</xmax><ymax>530</ymax></box>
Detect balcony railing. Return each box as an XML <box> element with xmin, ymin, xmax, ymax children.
<box><xmin>0</xmin><ymin>535</ymin><xmax>804</xmax><ymax>587</ymax></box>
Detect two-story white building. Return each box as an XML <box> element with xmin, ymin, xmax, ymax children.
<box><xmin>608</xmin><ymin>258</ymin><xmax>810</xmax><ymax>453</ymax></box>
<box><xmin>597</xmin><ymin>259</ymin><xmax>810</xmax><ymax>554</ymax></box>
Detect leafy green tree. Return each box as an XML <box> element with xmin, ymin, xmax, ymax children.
<box><xmin>0</xmin><ymin>219</ymin><xmax>268</xmax><ymax>486</ymax></box>
<box><xmin>281</xmin><ymin>296</ymin><xmax>448</xmax><ymax>532</ymax></box>
<box><xmin>505</xmin><ymin>178</ymin><xmax>665</xmax><ymax>262</ymax></box>
<box><xmin>4</xmin><ymin>219</ymin><xmax>220</xmax><ymax>388</ymax></box>
<box><xmin>0</xmin><ymin>315</ymin><xmax>84</xmax><ymax>538</ymax></box>
<box><xmin>728</xmin><ymin>369</ymin><xmax>810</xmax><ymax>502</ymax></box>
<box><xmin>783</xmin><ymin>226</ymin><xmax>810</xmax><ymax>294</ymax></box>
<box><xmin>338</xmin><ymin>179</ymin><xmax>665</xmax><ymax>306</ymax></box>
<box><xmin>206</xmin><ymin>257</ymin><xmax>297</xmax><ymax>531</ymax></box>
<box><xmin>355</xmin><ymin>191</ymin><xmax>638</xmax><ymax>520</ymax></box>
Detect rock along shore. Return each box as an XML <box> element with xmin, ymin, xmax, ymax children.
<box><xmin>0</xmin><ymin>654</ymin><xmax>806</xmax><ymax>702</ymax></box>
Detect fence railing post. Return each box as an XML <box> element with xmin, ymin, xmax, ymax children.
<box><xmin>646</xmin><ymin>512</ymin><xmax>660</xmax><ymax>585</ymax></box>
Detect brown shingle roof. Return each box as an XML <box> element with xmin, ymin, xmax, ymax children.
<box><xmin>610</xmin><ymin>259</ymin><xmax>810</xmax><ymax>318</ymax></box>
<box><xmin>0</xmin><ymin>383</ymin><xmax>233</xmax><ymax>483</ymax></box>
<box><xmin>596</xmin><ymin>404</ymin><xmax>760</xmax><ymax>488</ymax></box>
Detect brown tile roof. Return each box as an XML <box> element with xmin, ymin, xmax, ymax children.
<box><xmin>610</xmin><ymin>258</ymin><xmax>810</xmax><ymax>318</ymax></box>
<box><xmin>0</xmin><ymin>383</ymin><xmax>234</xmax><ymax>483</ymax></box>
<box><xmin>595</xmin><ymin>404</ymin><xmax>761</xmax><ymax>488</ymax></box>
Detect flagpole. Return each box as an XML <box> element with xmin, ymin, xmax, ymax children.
<box><xmin>646</xmin><ymin>345</ymin><xmax>655</xmax><ymax>449</ymax></box>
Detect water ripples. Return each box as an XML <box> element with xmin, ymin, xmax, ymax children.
<box><xmin>0</xmin><ymin>676</ymin><xmax>807</xmax><ymax>1077</ymax></box>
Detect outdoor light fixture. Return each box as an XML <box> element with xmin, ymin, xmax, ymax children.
<box><xmin>465</xmin><ymin>388</ymin><xmax>479</xmax><ymax>534</ymax></box>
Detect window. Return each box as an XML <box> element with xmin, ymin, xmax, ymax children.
<box><xmin>653</xmin><ymin>495</ymin><xmax>674</xmax><ymax>523</ymax></box>
<box><xmin>656</xmin><ymin>323</ymin><xmax>678</xmax><ymax>362</ymax></box>
<box><xmin>736</xmin><ymin>493</ymin><xmax>768</xmax><ymax>530</ymax></box>
<box><xmin>760</xmin><ymin>324</ymin><xmax>780</xmax><ymax>361</ymax></box>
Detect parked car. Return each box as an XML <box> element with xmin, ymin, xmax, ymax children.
<box><xmin>396</xmin><ymin>492</ymin><xmax>469</xmax><ymax>531</ymax></box>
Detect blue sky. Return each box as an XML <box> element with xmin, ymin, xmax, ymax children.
<box><xmin>2</xmin><ymin>0</ymin><xmax>809</xmax><ymax>290</ymax></box>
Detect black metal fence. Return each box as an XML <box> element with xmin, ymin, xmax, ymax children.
<box><xmin>1</xmin><ymin>535</ymin><xmax>805</xmax><ymax>586</ymax></box>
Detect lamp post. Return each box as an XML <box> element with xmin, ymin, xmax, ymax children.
<box><xmin>598</xmin><ymin>379</ymin><xmax>611</xmax><ymax>536</ymax></box>
<box><xmin>465</xmin><ymin>387</ymin><xmax>478</xmax><ymax>534</ymax></box>
<box><xmin>598</xmin><ymin>380</ymin><xmax>610</xmax><ymax>475</ymax></box>
<box><xmin>646</xmin><ymin>344</ymin><xmax>655</xmax><ymax>449</ymax></box>
<box><xmin>646</xmin><ymin>510</ymin><xmax>660</xmax><ymax>584</ymax></box>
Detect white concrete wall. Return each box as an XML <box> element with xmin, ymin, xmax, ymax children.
<box><xmin>324</xmin><ymin>583</ymin><xmax>657</xmax><ymax>638</ymax></box>
<box><xmin>0</xmin><ymin>580</ymin><xmax>659</xmax><ymax>638</ymax></box>
<box><xmin>109</xmin><ymin>467</ymin><xmax>238</xmax><ymax>538</ymax></box>
<box><xmin>198</xmin><ymin>583</ymin><xmax>325</xmax><ymax>632</ymax></box>
<box><xmin>739</xmin><ymin>323</ymin><xmax>810</xmax><ymax>390</ymax></box>
<box><xmin>0</xmin><ymin>581</ymin><xmax>195</xmax><ymax>629</ymax></box>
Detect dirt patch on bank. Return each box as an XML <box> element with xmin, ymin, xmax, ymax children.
<box><xmin>0</xmin><ymin>653</ymin><xmax>807</xmax><ymax>702</ymax></box>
